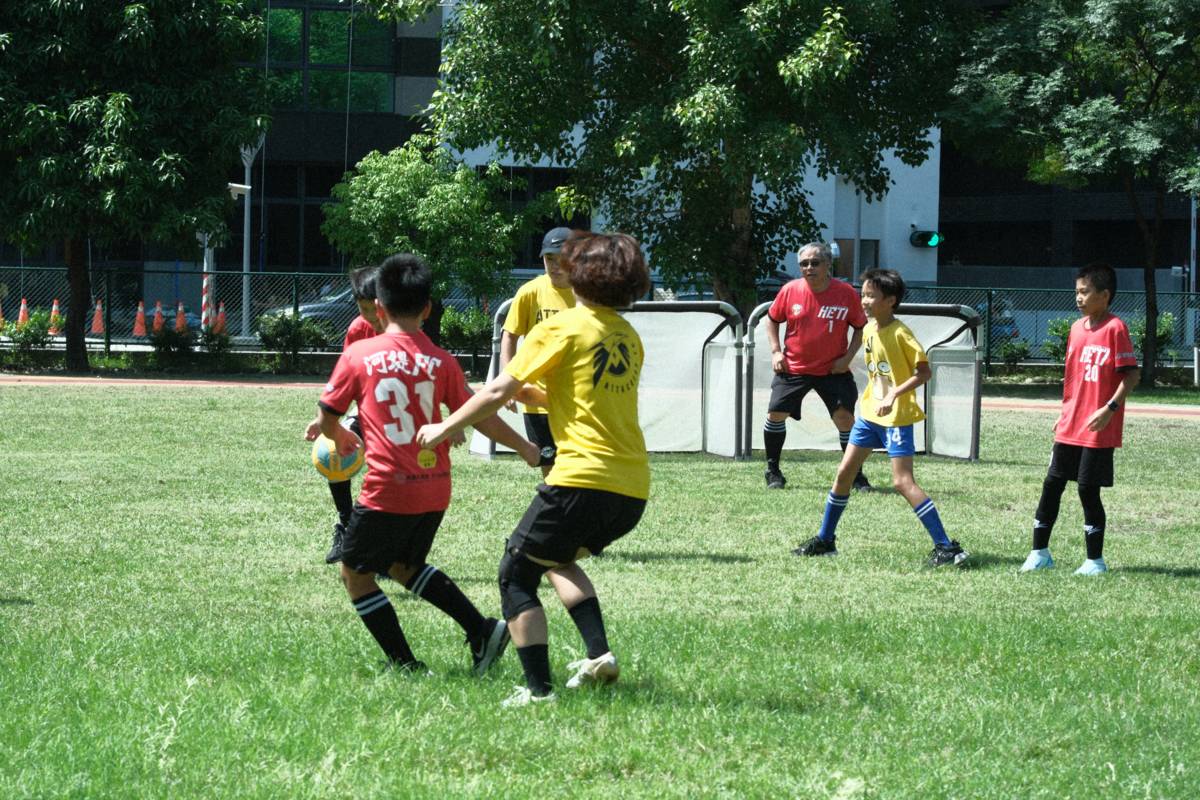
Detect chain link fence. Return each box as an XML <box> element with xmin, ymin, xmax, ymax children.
<box><xmin>0</xmin><ymin>265</ymin><xmax>490</xmax><ymax>350</ymax></box>
<box><xmin>1</xmin><ymin>265</ymin><xmax>1197</xmax><ymax>367</ymax></box>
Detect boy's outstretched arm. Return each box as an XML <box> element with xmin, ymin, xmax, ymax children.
<box><xmin>416</xmin><ymin>373</ymin><xmax>540</xmax><ymax>465</ymax></box>
<box><xmin>315</xmin><ymin>407</ymin><xmax>362</xmax><ymax>457</ymax></box>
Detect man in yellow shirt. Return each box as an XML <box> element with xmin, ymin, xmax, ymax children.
<box><xmin>793</xmin><ymin>269</ymin><xmax>970</xmax><ymax>568</ymax></box>
<box><xmin>416</xmin><ymin>231</ymin><xmax>651</xmax><ymax>707</ymax></box>
<box><xmin>500</xmin><ymin>227</ymin><xmax>576</xmax><ymax>476</ymax></box>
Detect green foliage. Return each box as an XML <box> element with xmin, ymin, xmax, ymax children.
<box><xmin>439</xmin><ymin>306</ymin><xmax>491</xmax><ymax>353</ymax></box>
<box><xmin>200</xmin><ymin>328</ymin><xmax>233</xmax><ymax>355</ymax></box>
<box><xmin>322</xmin><ymin>135</ymin><xmax>535</xmax><ymax>301</ymax></box>
<box><xmin>257</xmin><ymin>312</ymin><xmax>333</xmax><ymax>367</ymax></box>
<box><xmin>1</xmin><ymin>310</ymin><xmax>55</xmax><ymax>363</ymax></box>
<box><xmin>1042</xmin><ymin>318</ymin><xmax>1074</xmax><ymax>363</ymax></box>
<box><xmin>997</xmin><ymin>338</ymin><xmax>1031</xmax><ymax>367</ymax></box>
<box><xmin>1129</xmin><ymin>312</ymin><xmax>1176</xmax><ymax>365</ymax></box>
<box><xmin>366</xmin><ymin>0</ymin><xmax>961</xmax><ymax>314</ymax></box>
<box><xmin>150</xmin><ymin>326</ymin><xmax>194</xmax><ymax>357</ymax></box>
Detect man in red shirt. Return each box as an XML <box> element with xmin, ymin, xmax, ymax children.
<box><xmin>309</xmin><ymin>253</ymin><xmax>541</xmax><ymax>674</ymax></box>
<box><xmin>1020</xmin><ymin>262</ymin><xmax>1139</xmax><ymax>576</ymax></box>
<box><xmin>763</xmin><ymin>242</ymin><xmax>870</xmax><ymax>490</ymax></box>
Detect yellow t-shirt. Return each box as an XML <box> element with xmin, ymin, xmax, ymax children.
<box><xmin>861</xmin><ymin>318</ymin><xmax>927</xmax><ymax>427</ymax></box>
<box><xmin>504</xmin><ymin>305</ymin><xmax>650</xmax><ymax>500</ymax></box>
<box><xmin>502</xmin><ymin>274</ymin><xmax>576</xmax><ymax>414</ymax></box>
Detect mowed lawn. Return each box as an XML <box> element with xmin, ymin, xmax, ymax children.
<box><xmin>2</xmin><ymin>383</ymin><xmax>1199</xmax><ymax>799</ymax></box>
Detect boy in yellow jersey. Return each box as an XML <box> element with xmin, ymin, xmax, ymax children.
<box><xmin>500</xmin><ymin>227</ymin><xmax>576</xmax><ymax>476</ymax></box>
<box><xmin>416</xmin><ymin>231</ymin><xmax>651</xmax><ymax>707</ymax></box>
<box><xmin>793</xmin><ymin>269</ymin><xmax>970</xmax><ymax>568</ymax></box>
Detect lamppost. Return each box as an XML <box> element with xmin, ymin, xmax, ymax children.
<box><xmin>239</xmin><ymin>134</ymin><xmax>266</xmax><ymax>338</ymax></box>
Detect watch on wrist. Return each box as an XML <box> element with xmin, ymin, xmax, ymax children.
<box><xmin>1107</xmin><ymin>400</ymin><xmax>1120</xmax><ymax>412</ymax></box>
<box><xmin>536</xmin><ymin>446</ymin><xmax>557</xmax><ymax>467</ymax></box>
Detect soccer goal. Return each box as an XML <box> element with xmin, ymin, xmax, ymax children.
<box><xmin>469</xmin><ymin>300</ymin><xmax>746</xmax><ymax>458</ymax></box>
<box><xmin>742</xmin><ymin>303</ymin><xmax>981</xmax><ymax>460</ymax></box>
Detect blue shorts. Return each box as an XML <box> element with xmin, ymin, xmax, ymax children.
<box><xmin>848</xmin><ymin>417</ymin><xmax>916</xmax><ymax>458</ymax></box>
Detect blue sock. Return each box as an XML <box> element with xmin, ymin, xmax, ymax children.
<box><xmin>914</xmin><ymin>498</ymin><xmax>951</xmax><ymax>546</ymax></box>
<box><xmin>818</xmin><ymin>491</ymin><xmax>849</xmax><ymax>541</ymax></box>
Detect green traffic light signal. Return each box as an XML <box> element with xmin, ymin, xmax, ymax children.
<box><xmin>909</xmin><ymin>230</ymin><xmax>944</xmax><ymax>248</ymax></box>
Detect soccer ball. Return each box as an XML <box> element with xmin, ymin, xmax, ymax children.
<box><xmin>311</xmin><ymin>434</ymin><xmax>364</xmax><ymax>482</ymax></box>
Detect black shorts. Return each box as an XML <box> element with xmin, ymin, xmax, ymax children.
<box><xmin>508</xmin><ymin>485</ymin><xmax>646</xmax><ymax>564</ymax></box>
<box><xmin>1047</xmin><ymin>443</ymin><xmax>1115</xmax><ymax>487</ymax></box>
<box><xmin>341</xmin><ymin>504</ymin><xmax>444</xmax><ymax>574</ymax></box>
<box><xmin>523</xmin><ymin>413</ymin><xmax>555</xmax><ymax>450</ymax></box>
<box><xmin>767</xmin><ymin>372</ymin><xmax>858</xmax><ymax>420</ymax></box>
<box><xmin>345</xmin><ymin>415</ymin><xmax>362</xmax><ymax>438</ymax></box>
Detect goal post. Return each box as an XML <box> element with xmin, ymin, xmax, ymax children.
<box><xmin>469</xmin><ymin>299</ymin><xmax>746</xmax><ymax>458</ymax></box>
<box><xmin>741</xmin><ymin>302</ymin><xmax>981</xmax><ymax>460</ymax></box>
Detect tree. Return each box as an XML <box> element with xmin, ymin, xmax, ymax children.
<box><xmin>0</xmin><ymin>1</ymin><xmax>270</xmax><ymax>371</ymax></box>
<box><xmin>321</xmin><ymin>133</ymin><xmax>538</xmax><ymax>339</ymax></box>
<box><xmin>369</xmin><ymin>0</ymin><xmax>960</xmax><ymax>317</ymax></box>
<box><xmin>947</xmin><ymin>0</ymin><xmax>1200</xmax><ymax>386</ymax></box>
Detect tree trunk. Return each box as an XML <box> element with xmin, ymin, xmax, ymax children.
<box><xmin>64</xmin><ymin>237</ymin><xmax>91</xmax><ymax>373</ymax></box>
<box><xmin>711</xmin><ymin>177</ymin><xmax>757</xmax><ymax>320</ymax></box>
<box><xmin>423</xmin><ymin>297</ymin><xmax>444</xmax><ymax>347</ymax></box>
<box><xmin>1123</xmin><ymin>176</ymin><xmax>1160</xmax><ymax>387</ymax></box>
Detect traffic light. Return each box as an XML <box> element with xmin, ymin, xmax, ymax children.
<box><xmin>909</xmin><ymin>230</ymin><xmax>944</xmax><ymax>248</ymax></box>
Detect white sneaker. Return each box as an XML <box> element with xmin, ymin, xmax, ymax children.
<box><xmin>1019</xmin><ymin>548</ymin><xmax>1054</xmax><ymax>572</ymax></box>
<box><xmin>500</xmin><ymin>686</ymin><xmax>556</xmax><ymax>708</ymax></box>
<box><xmin>565</xmin><ymin>651</ymin><xmax>620</xmax><ymax>689</ymax></box>
<box><xmin>1074</xmin><ymin>558</ymin><xmax>1108</xmax><ymax>576</ymax></box>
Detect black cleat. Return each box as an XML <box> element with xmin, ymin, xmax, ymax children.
<box><xmin>926</xmin><ymin>540</ymin><xmax>970</xmax><ymax>569</ymax></box>
<box><xmin>470</xmin><ymin>618</ymin><xmax>511</xmax><ymax>677</ymax></box>
<box><xmin>325</xmin><ymin>522</ymin><xmax>345</xmax><ymax>564</ymax></box>
<box><xmin>792</xmin><ymin>535</ymin><xmax>838</xmax><ymax>557</ymax></box>
<box><xmin>852</xmin><ymin>471</ymin><xmax>872</xmax><ymax>492</ymax></box>
<box><xmin>765</xmin><ymin>468</ymin><xmax>787</xmax><ymax>489</ymax></box>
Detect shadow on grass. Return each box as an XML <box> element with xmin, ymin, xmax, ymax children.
<box><xmin>605</xmin><ymin>550</ymin><xmax>755</xmax><ymax>565</ymax></box>
<box><xmin>1117</xmin><ymin>565</ymin><xmax>1200</xmax><ymax>579</ymax></box>
<box><xmin>963</xmin><ymin>552</ymin><xmax>1026</xmax><ymax>569</ymax></box>
<box><xmin>0</xmin><ymin>597</ymin><xmax>34</xmax><ymax>606</ymax></box>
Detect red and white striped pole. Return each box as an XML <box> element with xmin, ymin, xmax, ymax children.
<box><xmin>201</xmin><ymin>270</ymin><xmax>213</xmax><ymax>331</ymax></box>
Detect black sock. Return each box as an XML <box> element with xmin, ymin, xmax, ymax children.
<box><xmin>329</xmin><ymin>480</ymin><xmax>353</xmax><ymax>526</ymax></box>
<box><xmin>1079</xmin><ymin>484</ymin><xmax>1106</xmax><ymax>560</ymax></box>
<box><xmin>353</xmin><ymin>589</ymin><xmax>416</xmax><ymax>664</ymax></box>
<box><xmin>516</xmin><ymin>644</ymin><xmax>553</xmax><ymax>695</ymax></box>
<box><xmin>567</xmin><ymin>596</ymin><xmax>610</xmax><ymax>659</ymax></box>
<box><xmin>405</xmin><ymin>564</ymin><xmax>485</xmax><ymax>637</ymax></box>
<box><xmin>1033</xmin><ymin>475</ymin><xmax>1068</xmax><ymax>550</ymax></box>
<box><xmin>764</xmin><ymin>419</ymin><xmax>786</xmax><ymax>468</ymax></box>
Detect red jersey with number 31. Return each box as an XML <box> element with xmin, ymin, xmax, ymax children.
<box><xmin>320</xmin><ymin>330</ymin><xmax>471</xmax><ymax>514</ymax></box>
<box><xmin>1055</xmin><ymin>314</ymin><xmax>1137</xmax><ymax>449</ymax></box>
<box><xmin>768</xmin><ymin>278</ymin><xmax>867</xmax><ymax>375</ymax></box>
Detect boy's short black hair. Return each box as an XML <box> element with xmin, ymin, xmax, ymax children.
<box><xmin>562</xmin><ymin>231</ymin><xmax>651</xmax><ymax>308</ymax></box>
<box><xmin>375</xmin><ymin>254</ymin><xmax>431</xmax><ymax>317</ymax></box>
<box><xmin>1077</xmin><ymin>262</ymin><xmax>1117</xmax><ymax>302</ymax></box>
<box><xmin>349</xmin><ymin>266</ymin><xmax>379</xmax><ymax>301</ymax></box>
<box><xmin>859</xmin><ymin>268</ymin><xmax>906</xmax><ymax>309</ymax></box>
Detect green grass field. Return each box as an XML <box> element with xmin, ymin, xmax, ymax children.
<box><xmin>3</xmin><ymin>384</ymin><xmax>1199</xmax><ymax>798</ymax></box>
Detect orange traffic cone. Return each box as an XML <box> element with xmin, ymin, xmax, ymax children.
<box><xmin>152</xmin><ymin>300</ymin><xmax>164</xmax><ymax>333</ymax></box>
<box><xmin>174</xmin><ymin>301</ymin><xmax>186</xmax><ymax>333</ymax></box>
<box><xmin>132</xmin><ymin>301</ymin><xmax>147</xmax><ymax>337</ymax></box>
<box><xmin>90</xmin><ymin>299</ymin><xmax>104</xmax><ymax>335</ymax></box>
<box><xmin>17</xmin><ymin>298</ymin><xmax>29</xmax><ymax>327</ymax></box>
<box><xmin>48</xmin><ymin>298</ymin><xmax>62</xmax><ymax>335</ymax></box>
<box><xmin>212</xmin><ymin>302</ymin><xmax>228</xmax><ymax>335</ymax></box>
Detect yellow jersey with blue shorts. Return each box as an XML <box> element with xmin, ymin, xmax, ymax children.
<box><xmin>503</xmin><ymin>304</ymin><xmax>650</xmax><ymax>500</ymax></box>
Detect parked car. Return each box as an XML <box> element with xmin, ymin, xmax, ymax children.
<box><xmin>263</xmin><ymin>286</ymin><xmax>358</xmax><ymax>329</ymax></box>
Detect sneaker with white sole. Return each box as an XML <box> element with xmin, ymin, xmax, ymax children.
<box><xmin>1019</xmin><ymin>548</ymin><xmax>1054</xmax><ymax>572</ymax></box>
<box><xmin>500</xmin><ymin>685</ymin><xmax>556</xmax><ymax>708</ymax></box>
<box><xmin>1074</xmin><ymin>558</ymin><xmax>1108</xmax><ymax>576</ymax></box>
<box><xmin>565</xmin><ymin>651</ymin><xmax>620</xmax><ymax>689</ymax></box>
<box><xmin>469</xmin><ymin>618</ymin><xmax>510</xmax><ymax>677</ymax></box>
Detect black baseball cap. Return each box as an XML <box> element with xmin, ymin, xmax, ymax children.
<box><xmin>539</xmin><ymin>227</ymin><xmax>572</xmax><ymax>256</ymax></box>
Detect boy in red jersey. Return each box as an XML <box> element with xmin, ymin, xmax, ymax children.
<box><xmin>416</xmin><ymin>231</ymin><xmax>651</xmax><ymax>707</ymax></box>
<box><xmin>1020</xmin><ymin>262</ymin><xmax>1139</xmax><ymax>576</ymax></box>
<box><xmin>309</xmin><ymin>253</ymin><xmax>541</xmax><ymax>674</ymax></box>
<box><xmin>313</xmin><ymin>266</ymin><xmax>384</xmax><ymax>564</ymax></box>
<box><xmin>763</xmin><ymin>242</ymin><xmax>870</xmax><ymax>491</ymax></box>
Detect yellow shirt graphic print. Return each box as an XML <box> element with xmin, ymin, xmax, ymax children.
<box><xmin>861</xmin><ymin>319</ymin><xmax>927</xmax><ymax>427</ymax></box>
<box><xmin>503</xmin><ymin>305</ymin><xmax>650</xmax><ymax>500</ymax></box>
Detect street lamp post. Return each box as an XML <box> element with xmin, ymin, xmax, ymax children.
<box><xmin>240</xmin><ymin>135</ymin><xmax>265</xmax><ymax>339</ymax></box>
